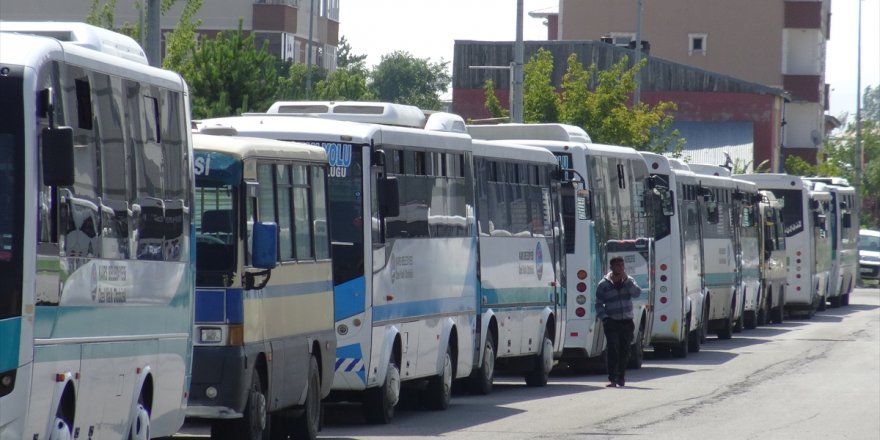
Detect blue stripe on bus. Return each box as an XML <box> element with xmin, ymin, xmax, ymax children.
<box><xmin>334</xmin><ymin>277</ymin><xmax>366</xmax><ymax>322</ymax></box>
<box><xmin>372</xmin><ymin>297</ymin><xmax>476</xmax><ymax>323</ymax></box>
<box><xmin>261</xmin><ymin>281</ymin><xmax>333</xmax><ymax>299</ymax></box>
<box><xmin>195</xmin><ymin>289</ymin><xmax>226</xmax><ymax>322</ymax></box>
<box><xmin>480</xmin><ymin>286</ymin><xmax>554</xmax><ymax>307</ymax></box>
<box><xmin>335</xmin><ymin>343</ymin><xmax>366</xmax><ymax>383</ymax></box>
<box><xmin>0</xmin><ymin>318</ymin><xmax>21</xmax><ymax>372</ymax></box>
<box><xmin>703</xmin><ymin>272</ymin><xmax>737</xmax><ymax>286</ymax></box>
<box><xmin>194</xmin><ymin>288</ymin><xmax>243</xmax><ymax>324</ymax></box>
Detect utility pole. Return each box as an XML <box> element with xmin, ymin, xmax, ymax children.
<box><xmin>306</xmin><ymin>0</ymin><xmax>316</xmax><ymax>99</ymax></box>
<box><xmin>511</xmin><ymin>0</ymin><xmax>525</xmax><ymax>123</ymax></box>
<box><xmin>145</xmin><ymin>0</ymin><xmax>161</xmax><ymax>67</ymax></box>
<box><xmin>633</xmin><ymin>0</ymin><xmax>643</xmax><ymax>106</ymax></box>
<box><xmin>854</xmin><ymin>0</ymin><xmax>863</xmax><ymax>218</ymax></box>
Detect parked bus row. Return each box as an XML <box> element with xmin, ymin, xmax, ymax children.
<box><xmin>0</xmin><ymin>23</ymin><xmax>861</xmax><ymax>440</ymax></box>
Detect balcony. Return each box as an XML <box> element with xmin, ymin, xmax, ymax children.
<box><xmin>253</xmin><ymin>1</ymin><xmax>298</xmax><ymax>33</ymax></box>
<box><xmin>784</xmin><ymin>75</ymin><xmax>821</xmax><ymax>103</ymax></box>
<box><xmin>784</xmin><ymin>1</ymin><xmax>822</xmax><ymax>29</ymax></box>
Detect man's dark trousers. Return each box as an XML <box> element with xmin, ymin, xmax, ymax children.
<box><xmin>603</xmin><ymin>318</ymin><xmax>635</xmax><ymax>383</ymax></box>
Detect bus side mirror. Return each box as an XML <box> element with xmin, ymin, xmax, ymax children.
<box><xmin>42</xmin><ymin>126</ymin><xmax>75</xmax><ymax>186</ymax></box>
<box><xmin>379</xmin><ymin>176</ymin><xmax>400</xmax><ymax>218</ymax></box>
<box><xmin>842</xmin><ymin>212</ymin><xmax>852</xmax><ymax>228</ymax></box>
<box><xmin>654</xmin><ymin>187</ymin><xmax>674</xmax><ymax>217</ymax></box>
<box><xmin>251</xmin><ymin>222</ymin><xmax>278</xmax><ymax>270</ymax></box>
<box><xmin>576</xmin><ymin>189</ymin><xmax>592</xmax><ymax>220</ymax></box>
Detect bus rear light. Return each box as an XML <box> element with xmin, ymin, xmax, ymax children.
<box><xmin>660</xmin><ymin>264</ymin><xmax>668</xmax><ymax>271</ymax></box>
<box><xmin>228</xmin><ymin>325</ymin><xmax>244</xmax><ymax>346</ymax></box>
<box><xmin>576</xmin><ymin>282</ymin><xmax>587</xmax><ymax>293</ymax></box>
<box><xmin>575</xmin><ymin>307</ymin><xmax>586</xmax><ymax>317</ymax></box>
<box><xmin>660</xmin><ymin>315</ymin><xmax>667</xmax><ymax>322</ymax></box>
<box><xmin>660</xmin><ymin>297</ymin><xmax>667</xmax><ymax>304</ymax></box>
<box><xmin>796</xmin><ymin>286</ymin><xmax>801</xmax><ymax>291</ymax></box>
<box><xmin>797</xmin><ymin>251</ymin><xmax>802</xmax><ymax>256</ymax></box>
<box><xmin>576</xmin><ymin>295</ymin><xmax>587</xmax><ymax>305</ymax></box>
<box><xmin>796</xmin><ymin>274</ymin><xmax>801</xmax><ymax>279</ymax></box>
<box><xmin>55</xmin><ymin>374</ymin><xmax>65</xmax><ymax>383</ymax></box>
<box><xmin>577</xmin><ymin>270</ymin><xmax>588</xmax><ymax>280</ymax></box>
<box><xmin>660</xmin><ymin>275</ymin><xmax>667</xmax><ymax>282</ymax></box>
<box><xmin>570</xmin><ymin>332</ymin><xmax>579</xmax><ymax>337</ymax></box>
<box><xmin>660</xmin><ymin>286</ymin><xmax>668</xmax><ymax>293</ymax></box>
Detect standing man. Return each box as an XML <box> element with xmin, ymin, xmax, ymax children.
<box><xmin>596</xmin><ymin>256</ymin><xmax>642</xmax><ymax>387</ymax></box>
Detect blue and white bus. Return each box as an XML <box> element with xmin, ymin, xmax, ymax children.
<box><xmin>467</xmin><ymin>124</ymin><xmax>657</xmax><ymax>370</ymax></box>
<box><xmin>195</xmin><ymin>103</ymin><xmax>477</xmax><ymax>423</ymax></box>
<box><xmin>187</xmin><ymin>134</ymin><xmax>334</xmax><ymax>439</ymax></box>
<box><xmin>639</xmin><ymin>153</ymin><xmax>705</xmax><ymax>356</ymax></box>
<box><xmin>0</xmin><ymin>22</ymin><xmax>194</xmax><ymax>439</ymax></box>
<box><xmin>804</xmin><ymin>178</ymin><xmax>858</xmax><ymax>307</ymax></box>
<box><xmin>467</xmin><ymin>139</ymin><xmax>565</xmax><ymax>393</ymax></box>
<box><xmin>689</xmin><ymin>165</ymin><xmax>741</xmax><ymax>339</ymax></box>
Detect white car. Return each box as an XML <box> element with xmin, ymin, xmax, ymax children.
<box><xmin>859</xmin><ymin>229</ymin><xmax>880</xmax><ymax>284</ymax></box>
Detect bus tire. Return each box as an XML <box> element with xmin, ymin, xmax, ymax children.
<box><xmin>425</xmin><ymin>345</ymin><xmax>453</xmax><ymax>410</ymax></box>
<box><xmin>469</xmin><ymin>334</ymin><xmax>495</xmax><ymax>395</ymax></box>
<box><xmin>292</xmin><ymin>355</ymin><xmax>322</xmax><ymax>440</ymax></box>
<box><xmin>212</xmin><ymin>369</ymin><xmax>268</xmax><ymax>440</ymax></box>
<box><xmin>717</xmin><ymin>298</ymin><xmax>735</xmax><ymax>340</ymax></box>
<box><xmin>524</xmin><ymin>333</ymin><xmax>553</xmax><ymax>387</ymax></box>
<box><xmin>363</xmin><ymin>360</ymin><xmax>400</xmax><ymax>424</ymax></box>
<box><xmin>628</xmin><ymin>323</ymin><xmax>645</xmax><ymax>369</ymax></box>
<box><xmin>128</xmin><ymin>394</ymin><xmax>150</xmax><ymax>440</ymax></box>
<box><xmin>841</xmin><ymin>292</ymin><xmax>850</xmax><ymax>306</ymax></box>
<box><xmin>671</xmin><ymin>316</ymin><xmax>689</xmax><ymax>358</ymax></box>
<box><xmin>770</xmin><ymin>289</ymin><xmax>785</xmax><ymax>324</ymax></box>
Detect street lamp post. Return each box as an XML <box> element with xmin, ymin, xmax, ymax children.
<box><xmin>633</xmin><ymin>0</ymin><xmax>643</xmax><ymax>106</ymax></box>
<box><xmin>855</xmin><ymin>0</ymin><xmax>863</xmax><ymax>218</ymax></box>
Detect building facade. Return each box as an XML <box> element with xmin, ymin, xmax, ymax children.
<box><xmin>557</xmin><ymin>0</ymin><xmax>831</xmax><ymax>163</ymax></box>
<box><xmin>0</xmin><ymin>0</ymin><xmax>339</xmax><ymax>70</ymax></box>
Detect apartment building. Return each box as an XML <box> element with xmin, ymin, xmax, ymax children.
<box><xmin>0</xmin><ymin>0</ymin><xmax>340</xmax><ymax>70</ymax></box>
<box><xmin>557</xmin><ymin>0</ymin><xmax>831</xmax><ymax>163</ymax></box>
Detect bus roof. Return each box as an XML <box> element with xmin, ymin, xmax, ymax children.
<box><xmin>732</xmin><ymin>178</ymin><xmax>758</xmax><ymax>193</ymax></box>
<box><xmin>734</xmin><ymin>173</ymin><xmax>807</xmax><ymax>190</ymax></box>
<box><xmin>0</xmin><ymin>21</ymin><xmax>148</xmax><ymax>65</ymax></box>
<box><xmin>193</xmin><ymin>133</ymin><xmax>326</xmax><ymax>163</ymax></box>
<box><xmin>467</xmin><ymin>123</ymin><xmax>592</xmax><ymax>143</ymax></box>
<box><xmin>264</xmin><ymin>101</ymin><xmax>428</xmax><ymax>128</ymax></box>
<box><xmin>0</xmin><ymin>28</ymin><xmax>184</xmax><ymax>90</ymax></box>
<box><xmin>195</xmin><ymin>114</ymin><xmax>473</xmax><ymax>152</ymax></box>
<box><xmin>687</xmin><ymin>163</ymin><xmax>732</xmax><ymax>177</ymax></box>
<box><xmin>472</xmin><ymin>139</ymin><xmax>558</xmax><ymax>165</ymax></box>
<box><xmin>639</xmin><ymin>151</ymin><xmax>673</xmax><ymax>174</ymax></box>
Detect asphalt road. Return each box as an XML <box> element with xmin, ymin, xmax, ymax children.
<box><xmin>176</xmin><ymin>286</ymin><xmax>880</xmax><ymax>440</ymax></box>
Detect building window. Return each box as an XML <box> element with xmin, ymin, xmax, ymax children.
<box><xmin>689</xmin><ymin>33</ymin><xmax>707</xmax><ymax>55</ymax></box>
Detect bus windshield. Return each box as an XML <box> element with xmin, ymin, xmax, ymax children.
<box><xmin>772</xmin><ymin>189</ymin><xmax>805</xmax><ymax>237</ymax></box>
<box><xmin>326</xmin><ymin>145</ymin><xmax>364</xmax><ymax>286</ymax></box>
<box><xmin>0</xmin><ymin>70</ymin><xmax>23</xmax><ymax>319</ymax></box>
<box><xmin>194</xmin><ymin>151</ymin><xmax>239</xmax><ymax>283</ymax></box>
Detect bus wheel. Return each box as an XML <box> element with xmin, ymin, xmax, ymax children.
<box><xmin>841</xmin><ymin>292</ymin><xmax>850</xmax><ymax>306</ymax></box>
<box><xmin>671</xmin><ymin>317</ymin><xmax>689</xmax><ymax>358</ymax></box>
<box><xmin>627</xmin><ymin>324</ymin><xmax>645</xmax><ymax>369</ymax></box>
<box><xmin>770</xmin><ymin>290</ymin><xmax>785</xmax><ymax>323</ymax></box>
<box><xmin>689</xmin><ymin>307</ymin><xmax>707</xmax><ymax>353</ymax></box>
<box><xmin>469</xmin><ymin>334</ymin><xmax>495</xmax><ymax>395</ymax></box>
<box><xmin>363</xmin><ymin>360</ymin><xmax>400</xmax><ymax>424</ymax></box>
<box><xmin>425</xmin><ymin>345</ymin><xmax>453</xmax><ymax>410</ymax></box>
<box><xmin>128</xmin><ymin>396</ymin><xmax>150</xmax><ymax>440</ymax></box>
<box><xmin>292</xmin><ymin>355</ymin><xmax>322</xmax><ymax>440</ymax></box>
<box><xmin>524</xmin><ymin>333</ymin><xmax>553</xmax><ymax>387</ymax></box>
<box><xmin>48</xmin><ymin>416</ymin><xmax>73</xmax><ymax>440</ymax></box>
<box><xmin>717</xmin><ymin>299</ymin><xmax>735</xmax><ymax>340</ymax></box>
<box><xmin>214</xmin><ymin>370</ymin><xmax>267</xmax><ymax>440</ymax></box>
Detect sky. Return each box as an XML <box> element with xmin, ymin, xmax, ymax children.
<box><xmin>338</xmin><ymin>0</ymin><xmax>879</xmax><ymax>120</ymax></box>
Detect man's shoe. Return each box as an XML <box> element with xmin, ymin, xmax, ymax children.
<box><xmin>606</xmin><ymin>382</ymin><xmax>618</xmax><ymax>388</ymax></box>
<box><xmin>618</xmin><ymin>377</ymin><xmax>625</xmax><ymax>387</ymax></box>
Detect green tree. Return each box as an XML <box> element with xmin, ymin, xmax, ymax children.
<box><xmin>181</xmin><ymin>21</ymin><xmax>279</xmax><ymax>118</ymax></box>
<box><xmin>369</xmin><ymin>51</ymin><xmax>450</xmax><ymax>110</ymax></box>
<box><xmin>336</xmin><ymin>35</ymin><xmax>367</xmax><ymax>71</ymax></box>
<box><xmin>522</xmin><ymin>48</ymin><xmax>559</xmax><ymax>123</ymax></box>
<box><xmin>314</xmin><ymin>67</ymin><xmax>374</xmax><ymax>101</ymax></box>
<box><xmin>492</xmin><ymin>50</ymin><xmax>682</xmax><ymax>153</ymax></box>
<box><xmin>277</xmin><ymin>62</ymin><xmax>327</xmax><ymax>101</ymax></box>
<box><xmin>482</xmin><ymin>79</ymin><xmax>509</xmax><ymax>120</ymax></box>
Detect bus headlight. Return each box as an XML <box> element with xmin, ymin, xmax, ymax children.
<box><xmin>199</xmin><ymin>327</ymin><xmax>223</xmax><ymax>343</ymax></box>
